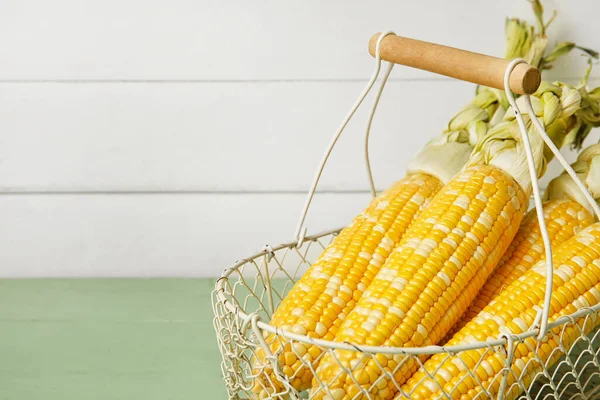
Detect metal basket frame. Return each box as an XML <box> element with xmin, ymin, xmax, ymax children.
<box><xmin>213</xmin><ymin>230</ymin><xmax>600</xmax><ymax>399</ymax></box>
<box><xmin>213</xmin><ymin>32</ymin><xmax>600</xmax><ymax>399</ymax></box>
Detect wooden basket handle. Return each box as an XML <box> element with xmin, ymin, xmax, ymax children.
<box><xmin>369</xmin><ymin>33</ymin><xmax>541</xmax><ymax>95</ymax></box>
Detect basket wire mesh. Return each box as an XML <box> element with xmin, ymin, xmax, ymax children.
<box><xmin>213</xmin><ymin>230</ymin><xmax>600</xmax><ymax>399</ymax></box>
<box><xmin>212</xmin><ymin>33</ymin><xmax>600</xmax><ymax>399</ymax></box>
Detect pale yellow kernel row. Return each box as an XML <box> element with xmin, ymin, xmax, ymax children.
<box><xmin>310</xmin><ymin>165</ymin><xmax>528</xmax><ymax>400</ymax></box>
<box><xmin>403</xmin><ymin>224</ymin><xmax>600</xmax><ymax>400</ymax></box>
<box><xmin>252</xmin><ymin>173</ymin><xmax>444</xmax><ymax>395</ymax></box>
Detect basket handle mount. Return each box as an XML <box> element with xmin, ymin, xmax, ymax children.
<box><xmin>368</xmin><ymin>33</ymin><xmax>541</xmax><ymax>95</ymax></box>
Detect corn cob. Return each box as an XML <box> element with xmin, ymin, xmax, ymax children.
<box><xmin>442</xmin><ymin>199</ymin><xmax>593</xmax><ymax>339</ymax></box>
<box><xmin>309</xmin><ymin>71</ymin><xmax>600</xmax><ymax>398</ymax></box>
<box><xmin>441</xmin><ymin>87</ymin><xmax>600</xmax><ymax>340</ymax></box>
<box><xmin>308</xmin><ymin>100</ymin><xmax>555</xmax><ymax>399</ymax></box>
<box><xmin>249</xmin><ymin>12</ymin><xmax>553</xmax><ymax>397</ymax></box>
<box><xmin>401</xmin><ymin>222</ymin><xmax>600</xmax><ymax>400</ymax></box>
<box><xmin>252</xmin><ymin>129</ymin><xmax>490</xmax><ymax>397</ymax></box>
<box><xmin>253</xmin><ymin>131</ymin><xmax>481</xmax><ymax>394</ymax></box>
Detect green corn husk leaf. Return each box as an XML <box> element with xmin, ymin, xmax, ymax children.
<box><xmin>532</xmin><ymin>0</ymin><xmax>598</xmax><ymax>71</ymax></box>
<box><xmin>525</xmin><ymin>36</ymin><xmax>549</xmax><ymax>68</ymax></box>
<box><xmin>539</xmin><ymin>42</ymin><xmax>575</xmax><ymax>70</ymax></box>
<box><xmin>529</xmin><ymin>0</ymin><xmax>547</xmax><ymax>34</ymax></box>
<box><xmin>577</xmin><ymin>68</ymin><xmax>600</xmax><ymax>122</ymax></box>
<box><xmin>468</xmin><ymin>119</ymin><xmax>489</xmax><ymax>145</ymax></box>
<box><xmin>481</xmin><ymin>78</ymin><xmax>600</xmax><ymax>187</ymax></box>
<box><xmin>467</xmin><ymin>120</ymin><xmax>546</xmax><ymax>194</ymax></box>
<box><xmin>578</xmin><ymin>46</ymin><xmax>600</xmax><ymax>60</ymax></box>
<box><xmin>433</xmin><ymin>8</ymin><xmax>545</xmax><ymax>148</ymax></box>
<box><xmin>504</xmin><ymin>11</ymin><xmax>549</xmax><ymax>69</ymax></box>
<box><xmin>545</xmin><ymin>143</ymin><xmax>600</xmax><ymax>213</ymax></box>
<box><xmin>571</xmin><ymin>85</ymin><xmax>600</xmax><ymax>148</ymax></box>
<box><xmin>546</xmin><ymin>116</ymin><xmax>581</xmax><ymax>154</ymax></box>
<box><xmin>587</xmin><ymin>153</ymin><xmax>600</xmax><ymax>199</ymax></box>
<box><xmin>588</xmin><ymin>87</ymin><xmax>600</xmax><ymax>102</ymax></box>
<box><xmin>473</xmin><ymin>87</ymin><xmax>508</xmax><ymax>110</ymax></box>
<box><xmin>541</xmin><ymin>91</ymin><xmax>561</xmax><ymax>126</ymax></box>
<box><xmin>442</xmin><ymin>6</ymin><xmax>549</xmax><ymax>140</ymax></box>
<box><xmin>535</xmin><ymin>81</ymin><xmax>562</xmax><ymax>97</ymax></box>
<box><xmin>518</xmin><ymin>0</ymin><xmax>583</xmax><ymax>70</ymax></box>
<box><xmin>447</xmin><ymin>105</ymin><xmax>491</xmax><ymax>133</ymax></box>
<box><xmin>539</xmin><ymin>42</ymin><xmax>599</xmax><ymax>72</ymax></box>
<box><xmin>564</xmin><ymin>58</ymin><xmax>600</xmax><ymax>148</ymax></box>
<box><xmin>504</xmin><ymin>17</ymin><xmax>534</xmax><ymax>61</ymax></box>
<box><xmin>527</xmin><ymin>0</ymin><xmax>598</xmax><ymax>71</ymax></box>
<box><xmin>410</xmin><ymin>0</ymin><xmax>591</xmax><ymax>185</ymax></box>
<box><xmin>562</xmin><ymin>85</ymin><xmax>584</xmax><ymax>118</ymax></box>
<box><xmin>503</xmin><ymin>80</ymin><xmax>593</xmax><ymax>157</ymax></box>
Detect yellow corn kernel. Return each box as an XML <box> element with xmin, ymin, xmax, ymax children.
<box><xmin>444</xmin><ymin>199</ymin><xmax>594</xmax><ymax>340</ymax></box>
<box><xmin>252</xmin><ymin>173</ymin><xmax>443</xmax><ymax>394</ymax></box>
<box><xmin>311</xmin><ymin>165</ymin><xmax>528</xmax><ymax>400</ymax></box>
<box><xmin>402</xmin><ymin>223</ymin><xmax>600</xmax><ymax>399</ymax></box>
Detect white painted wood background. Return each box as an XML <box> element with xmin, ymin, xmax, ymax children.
<box><xmin>1</xmin><ymin>0</ymin><xmax>599</xmax><ymax>277</ymax></box>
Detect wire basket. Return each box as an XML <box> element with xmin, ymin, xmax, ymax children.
<box><xmin>212</xmin><ymin>33</ymin><xmax>600</xmax><ymax>399</ymax></box>
<box><xmin>213</xmin><ymin>231</ymin><xmax>600</xmax><ymax>399</ymax></box>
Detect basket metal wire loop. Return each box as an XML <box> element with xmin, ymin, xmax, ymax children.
<box><xmin>212</xmin><ymin>32</ymin><xmax>600</xmax><ymax>399</ymax></box>
<box><xmin>496</xmin><ymin>332</ymin><xmax>516</xmax><ymax>399</ymax></box>
<box><xmin>504</xmin><ymin>59</ymin><xmax>600</xmax><ymax>341</ymax></box>
<box><xmin>502</xmin><ymin>58</ymin><xmax>555</xmax><ymax>343</ymax></box>
<box><xmin>293</xmin><ymin>31</ymin><xmax>395</xmax><ymax>247</ymax></box>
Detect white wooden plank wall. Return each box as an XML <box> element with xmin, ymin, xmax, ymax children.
<box><xmin>1</xmin><ymin>0</ymin><xmax>599</xmax><ymax>277</ymax></box>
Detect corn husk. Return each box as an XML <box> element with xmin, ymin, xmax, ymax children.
<box><xmin>468</xmin><ymin>79</ymin><xmax>598</xmax><ymax>193</ymax></box>
<box><xmin>506</xmin><ymin>81</ymin><xmax>589</xmax><ymax>161</ymax></box>
<box><xmin>407</xmin><ymin>0</ymin><xmax>577</xmax><ymax>186</ymax></box>
<box><xmin>545</xmin><ymin>143</ymin><xmax>600</xmax><ymax>215</ymax></box>
<box><xmin>467</xmin><ymin>120</ymin><xmax>545</xmax><ymax>194</ymax></box>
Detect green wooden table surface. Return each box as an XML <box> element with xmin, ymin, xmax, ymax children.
<box><xmin>0</xmin><ymin>279</ymin><xmax>227</xmax><ymax>400</ymax></box>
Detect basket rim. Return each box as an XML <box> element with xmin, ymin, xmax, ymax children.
<box><xmin>214</xmin><ymin>228</ymin><xmax>600</xmax><ymax>355</ymax></box>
